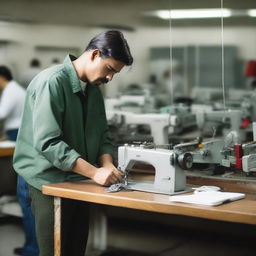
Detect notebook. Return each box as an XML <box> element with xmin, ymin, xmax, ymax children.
<box><xmin>169</xmin><ymin>191</ymin><xmax>245</xmax><ymax>206</ymax></box>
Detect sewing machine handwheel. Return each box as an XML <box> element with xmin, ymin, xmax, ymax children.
<box><xmin>178</xmin><ymin>153</ymin><xmax>193</xmax><ymax>169</ymax></box>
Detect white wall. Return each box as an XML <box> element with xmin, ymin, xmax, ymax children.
<box><xmin>0</xmin><ymin>22</ymin><xmax>94</xmax><ymax>80</ymax></box>
<box><xmin>0</xmin><ymin>22</ymin><xmax>256</xmax><ymax>96</ymax></box>
<box><xmin>93</xmin><ymin>26</ymin><xmax>256</xmax><ymax>97</ymax></box>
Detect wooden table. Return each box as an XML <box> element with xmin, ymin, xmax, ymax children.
<box><xmin>0</xmin><ymin>139</ymin><xmax>15</xmax><ymax>157</ymax></box>
<box><xmin>0</xmin><ymin>147</ymin><xmax>15</xmax><ymax>157</ymax></box>
<box><xmin>43</xmin><ymin>180</ymin><xmax>256</xmax><ymax>256</ymax></box>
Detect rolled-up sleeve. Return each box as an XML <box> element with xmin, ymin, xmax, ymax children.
<box><xmin>31</xmin><ymin>78</ymin><xmax>81</xmax><ymax>171</ymax></box>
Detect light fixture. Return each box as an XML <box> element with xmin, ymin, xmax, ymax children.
<box><xmin>155</xmin><ymin>9</ymin><xmax>231</xmax><ymax>20</ymax></box>
<box><xmin>248</xmin><ymin>9</ymin><xmax>256</xmax><ymax>17</ymax></box>
<box><xmin>144</xmin><ymin>8</ymin><xmax>256</xmax><ymax>20</ymax></box>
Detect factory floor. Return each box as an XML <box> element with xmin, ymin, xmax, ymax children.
<box><xmin>1</xmin><ymin>208</ymin><xmax>256</xmax><ymax>256</ymax></box>
<box><xmin>0</xmin><ymin>216</ymin><xmax>24</xmax><ymax>256</ymax></box>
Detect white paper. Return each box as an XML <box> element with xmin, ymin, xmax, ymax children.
<box><xmin>169</xmin><ymin>191</ymin><xmax>245</xmax><ymax>206</ymax></box>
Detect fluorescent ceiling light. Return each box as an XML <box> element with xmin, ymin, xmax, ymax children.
<box><xmin>248</xmin><ymin>9</ymin><xmax>256</xmax><ymax>17</ymax></box>
<box><xmin>156</xmin><ymin>9</ymin><xmax>232</xmax><ymax>20</ymax></box>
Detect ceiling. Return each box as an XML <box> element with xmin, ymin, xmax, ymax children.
<box><xmin>0</xmin><ymin>0</ymin><xmax>256</xmax><ymax>30</ymax></box>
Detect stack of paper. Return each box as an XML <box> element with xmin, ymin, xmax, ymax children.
<box><xmin>169</xmin><ymin>191</ymin><xmax>245</xmax><ymax>206</ymax></box>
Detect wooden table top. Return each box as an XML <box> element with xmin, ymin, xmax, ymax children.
<box><xmin>0</xmin><ymin>147</ymin><xmax>14</xmax><ymax>157</ymax></box>
<box><xmin>43</xmin><ymin>180</ymin><xmax>256</xmax><ymax>225</ymax></box>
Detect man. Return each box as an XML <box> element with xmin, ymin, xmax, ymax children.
<box><xmin>0</xmin><ymin>66</ymin><xmax>26</xmax><ymax>141</ymax></box>
<box><xmin>0</xmin><ymin>66</ymin><xmax>39</xmax><ymax>256</ymax></box>
<box><xmin>13</xmin><ymin>30</ymin><xmax>133</xmax><ymax>256</ymax></box>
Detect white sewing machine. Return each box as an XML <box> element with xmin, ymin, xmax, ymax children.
<box><xmin>105</xmin><ymin>93</ymin><xmax>155</xmax><ymax>114</ymax></box>
<box><xmin>118</xmin><ymin>144</ymin><xmax>192</xmax><ymax>195</ymax></box>
<box><xmin>194</xmin><ymin>109</ymin><xmax>245</xmax><ymax>141</ymax></box>
<box><xmin>160</xmin><ymin>105</ymin><xmax>197</xmax><ymax>134</ymax></box>
<box><xmin>117</xmin><ymin>123</ymin><xmax>256</xmax><ymax>197</ymax></box>
<box><xmin>107</xmin><ymin>111</ymin><xmax>177</xmax><ymax>145</ymax></box>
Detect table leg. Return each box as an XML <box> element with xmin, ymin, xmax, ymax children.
<box><xmin>92</xmin><ymin>205</ymin><xmax>107</xmax><ymax>251</ymax></box>
<box><xmin>54</xmin><ymin>197</ymin><xmax>61</xmax><ymax>256</ymax></box>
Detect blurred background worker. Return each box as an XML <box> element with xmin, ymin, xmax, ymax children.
<box><xmin>0</xmin><ymin>65</ymin><xmax>39</xmax><ymax>256</ymax></box>
<box><xmin>0</xmin><ymin>66</ymin><xmax>25</xmax><ymax>141</ymax></box>
<box><xmin>51</xmin><ymin>58</ymin><xmax>60</xmax><ymax>66</ymax></box>
<box><xmin>20</xmin><ymin>58</ymin><xmax>42</xmax><ymax>89</ymax></box>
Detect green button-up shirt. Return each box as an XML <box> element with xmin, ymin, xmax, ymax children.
<box><xmin>13</xmin><ymin>55</ymin><xmax>113</xmax><ymax>190</ymax></box>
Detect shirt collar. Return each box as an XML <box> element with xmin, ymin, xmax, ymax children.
<box><xmin>63</xmin><ymin>54</ymin><xmax>83</xmax><ymax>94</ymax></box>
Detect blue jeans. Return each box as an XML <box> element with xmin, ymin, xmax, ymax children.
<box><xmin>17</xmin><ymin>176</ymin><xmax>39</xmax><ymax>256</ymax></box>
<box><xmin>8</xmin><ymin>129</ymin><xmax>39</xmax><ymax>255</ymax></box>
<box><xmin>6</xmin><ymin>129</ymin><xmax>18</xmax><ymax>141</ymax></box>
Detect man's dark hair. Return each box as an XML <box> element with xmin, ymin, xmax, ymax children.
<box><xmin>85</xmin><ymin>30</ymin><xmax>133</xmax><ymax>66</ymax></box>
<box><xmin>30</xmin><ymin>58</ymin><xmax>40</xmax><ymax>67</ymax></box>
<box><xmin>0</xmin><ymin>66</ymin><xmax>13</xmax><ymax>81</ymax></box>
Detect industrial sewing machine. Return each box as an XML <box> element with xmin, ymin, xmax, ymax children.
<box><xmin>240</xmin><ymin>93</ymin><xmax>256</xmax><ymax>122</ymax></box>
<box><xmin>107</xmin><ymin>111</ymin><xmax>173</xmax><ymax>145</ymax></box>
<box><xmin>117</xmin><ymin>123</ymin><xmax>256</xmax><ymax>195</ymax></box>
<box><xmin>208</xmin><ymin>93</ymin><xmax>256</xmax><ymax>142</ymax></box>
<box><xmin>118</xmin><ymin>143</ymin><xmax>191</xmax><ymax>195</ymax></box>
<box><xmin>160</xmin><ymin>105</ymin><xmax>197</xmax><ymax>134</ymax></box>
<box><xmin>107</xmin><ymin>105</ymin><xmax>197</xmax><ymax>145</ymax></box>
<box><xmin>117</xmin><ymin>139</ymin><xmax>226</xmax><ymax>195</ymax></box>
<box><xmin>172</xmin><ymin>127</ymin><xmax>256</xmax><ymax>175</ymax></box>
<box><xmin>193</xmin><ymin>109</ymin><xmax>246</xmax><ymax>142</ymax></box>
<box><xmin>105</xmin><ymin>91</ymin><xmax>155</xmax><ymax>114</ymax></box>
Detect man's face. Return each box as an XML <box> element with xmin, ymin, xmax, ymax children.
<box><xmin>86</xmin><ymin>50</ymin><xmax>125</xmax><ymax>86</ymax></box>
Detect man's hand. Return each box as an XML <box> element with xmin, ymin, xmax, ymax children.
<box><xmin>73</xmin><ymin>157</ymin><xmax>123</xmax><ymax>186</ymax></box>
<box><xmin>92</xmin><ymin>166</ymin><xmax>124</xmax><ymax>186</ymax></box>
